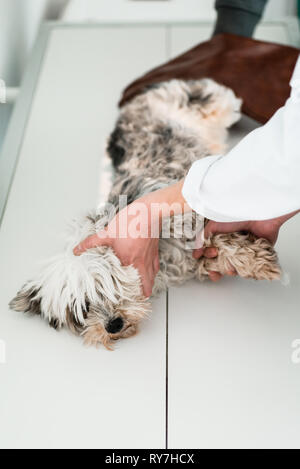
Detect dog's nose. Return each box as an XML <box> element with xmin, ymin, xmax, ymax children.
<box><xmin>105</xmin><ymin>317</ymin><xmax>124</xmax><ymax>334</ymax></box>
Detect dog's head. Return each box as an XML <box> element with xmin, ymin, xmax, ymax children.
<box><xmin>10</xmin><ymin>246</ymin><xmax>150</xmax><ymax>350</ymax></box>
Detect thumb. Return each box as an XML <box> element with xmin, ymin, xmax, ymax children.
<box><xmin>137</xmin><ymin>265</ymin><xmax>154</xmax><ymax>298</ymax></box>
<box><xmin>204</xmin><ymin>220</ymin><xmax>217</xmax><ymax>238</ymax></box>
<box><xmin>193</xmin><ymin>227</ymin><xmax>205</xmax><ymax>259</ymax></box>
<box><xmin>193</xmin><ymin>221</ymin><xmax>219</xmax><ymax>258</ymax></box>
<box><xmin>73</xmin><ymin>231</ymin><xmax>111</xmax><ymax>256</ymax></box>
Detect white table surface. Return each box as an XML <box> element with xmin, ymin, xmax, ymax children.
<box><xmin>0</xmin><ymin>24</ymin><xmax>168</xmax><ymax>450</ymax></box>
<box><xmin>0</xmin><ymin>22</ymin><xmax>299</xmax><ymax>449</ymax></box>
<box><xmin>168</xmin><ymin>215</ymin><xmax>300</xmax><ymax>449</ymax></box>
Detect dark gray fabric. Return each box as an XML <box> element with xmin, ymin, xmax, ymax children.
<box><xmin>215</xmin><ymin>0</ymin><xmax>268</xmax><ymax>16</ymax></box>
<box><xmin>213</xmin><ymin>0</ymin><xmax>268</xmax><ymax>37</ymax></box>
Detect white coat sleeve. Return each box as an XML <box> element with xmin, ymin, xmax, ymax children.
<box><xmin>182</xmin><ymin>55</ymin><xmax>300</xmax><ymax>222</ymax></box>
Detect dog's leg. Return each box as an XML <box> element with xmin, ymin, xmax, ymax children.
<box><xmin>154</xmin><ymin>213</ymin><xmax>200</xmax><ymax>292</ymax></box>
<box><xmin>196</xmin><ymin>232</ymin><xmax>281</xmax><ymax>281</ymax></box>
<box><xmin>186</xmin><ymin>79</ymin><xmax>242</xmax><ymax>129</ymax></box>
<box><xmin>82</xmin><ymin>322</ymin><xmax>114</xmax><ymax>350</ymax></box>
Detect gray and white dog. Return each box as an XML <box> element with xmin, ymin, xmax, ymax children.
<box><xmin>10</xmin><ymin>78</ymin><xmax>281</xmax><ymax>349</ymax></box>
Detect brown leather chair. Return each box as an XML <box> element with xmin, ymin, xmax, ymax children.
<box><xmin>120</xmin><ymin>33</ymin><xmax>299</xmax><ymax>124</ymax></box>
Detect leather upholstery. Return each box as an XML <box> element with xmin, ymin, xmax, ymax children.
<box><xmin>120</xmin><ymin>33</ymin><xmax>299</xmax><ymax>124</ymax></box>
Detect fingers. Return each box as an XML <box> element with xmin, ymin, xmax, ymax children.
<box><xmin>141</xmin><ymin>258</ymin><xmax>160</xmax><ymax>298</ymax></box>
<box><xmin>193</xmin><ymin>227</ymin><xmax>205</xmax><ymax>259</ymax></box>
<box><xmin>193</xmin><ymin>223</ymin><xmax>220</xmax><ymax>259</ymax></box>
<box><xmin>204</xmin><ymin>220</ymin><xmax>239</xmax><ymax>238</ymax></box>
<box><xmin>193</xmin><ymin>246</ymin><xmax>218</xmax><ymax>259</ymax></box>
<box><xmin>73</xmin><ymin>232</ymin><xmax>110</xmax><ymax>256</ymax></box>
<box><xmin>138</xmin><ymin>265</ymin><xmax>154</xmax><ymax>298</ymax></box>
<box><xmin>193</xmin><ymin>242</ymin><xmax>237</xmax><ymax>281</ymax></box>
<box><xmin>208</xmin><ymin>271</ymin><xmax>223</xmax><ymax>282</ymax></box>
<box><xmin>140</xmin><ymin>256</ymin><xmax>161</xmax><ymax>298</ymax></box>
<box><xmin>194</xmin><ymin>221</ymin><xmax>238</xmax><ymax>281</ymax></box>
<box><xmin>204</xmin><ymin>221</ymin><xmax>217</xmax><ymax>238</ymax></box>
<box><xmin>226</xmin><ymin>269</ymin><xmax>237</xmax><ymax>276</ymax></box>
<box><xmin>154</xmin><ymin>255</ymin><xmax>160</xmax><ymax>274</ymax></box>
<box><xmin>208</xmin><ymin>267</ymin><xmax>236</xmax><ymax>282</ymax></box>
<box><xmin>193</xmin><ymin>247</ymin><xmax>204</xmax><ymax>259</ymax></box>
<box><xmin>203</xmin><ymin>247</ymin><xmax>218</xmax><ymax>258</ymax></box>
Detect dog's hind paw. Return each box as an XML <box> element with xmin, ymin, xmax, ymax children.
<box><xmin>187</xmin><ymin>79</ymin><xmax>242</xmax><ymax>129</ymax></box>
<box><xmin>197</xmin><ymin>232</ymin><xmax>281</xmax><ymax>281</ymax></box>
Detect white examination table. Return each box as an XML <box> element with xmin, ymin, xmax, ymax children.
<box><xmin>0</xmin><ymin>21</ymin><xmax>300</xmax><ymax>449</ymax></box>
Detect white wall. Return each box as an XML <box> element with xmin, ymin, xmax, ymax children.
<box><xmin>63</xmin><ymin>0</ymin><xmax>297</xmax><ymax>22</ymax></box>
<box><xmin>0</xmin><ymin>0</ymin><xmax>68</xmax><ymax>87</ymax></box>
<box><xmin>264</xmin><ymin>0</ymin><xmax>297</xmax><ymax>18</ymax></box>
<box><xmin>0</xmin><ymin>0</ymin><xmax>68</xmax><ymax>150</ymax></box>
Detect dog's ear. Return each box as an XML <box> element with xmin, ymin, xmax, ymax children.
<box><xmin>65</xmin><ymin>300</ymin><xmax>89</xmax><ymax>335</ymax></box>
<box><xmin>9</xmin><ymin>285</ymin><xmax>41</xmax><ymax>316</ymax></box>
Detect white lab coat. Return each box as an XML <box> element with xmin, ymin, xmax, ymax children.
<box><xmin>182</xmin><ymin>56</ymin><xmax>300</xmax><ymax>222</ymax></box>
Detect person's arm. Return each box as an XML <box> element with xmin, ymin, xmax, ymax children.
<box><xmin>182</xmin><ymin>56</ymin><xmax>300</xmax><ymax>223</ymax></box>
<box><xmin>74</xmin><ymin>182</ymin><xmax>188</xmax><ymax>296</ymax></box>
<box><xmin>74</xmin><ymin>182</ymin><xmax>221</xmax><ymax>294</ymax></box>
<box><xmin>184</xmin><ymin>56</ymin><xmax>300</xmax><ymax>279</ymax></box>
<box><xmin>213</xmin><ymin>0</ymin><xmax>268</xmax><ymax>37</ymax></box>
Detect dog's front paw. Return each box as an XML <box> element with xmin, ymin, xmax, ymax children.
<box><xmin>82</xmin><ymin>324</ymin><xmax>115</xmax><ymax>351</ymax></box>
<box><xmin>197</xmin><ymin>232</ymin><xmax>281</xmax><ymax>281</ymax></box>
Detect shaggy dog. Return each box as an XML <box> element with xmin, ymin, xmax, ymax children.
<box><xmin>10</xmin><ymin>79</ymin><xmax>281</xmax><ymax>349</ymax></box>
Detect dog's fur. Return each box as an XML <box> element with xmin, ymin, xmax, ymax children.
<box><xmin>10</xmin><ymin>79</ymin><xmax>281</xmax><ymax>349</ymax></box>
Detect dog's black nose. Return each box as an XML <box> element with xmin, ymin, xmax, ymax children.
<box><xmin>105</xmin><ymin>317</ymin><xmax>124</xmax><ymax>334</ymax></box>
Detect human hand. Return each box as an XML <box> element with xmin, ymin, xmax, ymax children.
<box><xmin>73</xmin><ymin>193</ymin><xmax>216</xmax><ymax>297</ymax></box>
<box><xmin>74</xmin><ymin>181</ymin><xmax>189</xmax><ymax>298</ymax></box>
<box><xmin>73</xmin><ymin>203</ymin><xmax>160</xmax><ymax>298</ymax></box>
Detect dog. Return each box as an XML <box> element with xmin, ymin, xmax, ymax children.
<box><xmin>10</xmin><ymin>78</ymin><xmax>281</xmax><ymax>349</ymax></box>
